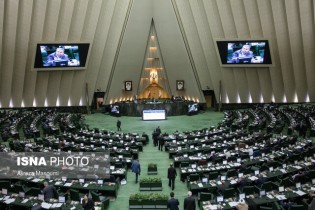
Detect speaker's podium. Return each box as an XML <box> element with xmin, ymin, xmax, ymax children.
<box><xmin>92</xmin><ymin>91</ymin><xmax>105</xmax><ymax>110</ymax></box>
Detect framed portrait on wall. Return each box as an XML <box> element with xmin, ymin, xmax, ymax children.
<box><xmin>125</xmin><ymin>81</ymin><xmax>132</xmax><ymax>91</ymax></box>
<box><xmin>176</xmin><ymin>80</ymin><xmax>184</xmax><ymax>91</ymax></box>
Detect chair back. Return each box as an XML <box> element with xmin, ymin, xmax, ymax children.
<box><xmin>208</xmin><ymin>172</ymin><xmax>219</xmax><ymax>180</ymax></box>
<box><xmin>91</xmin><ymin>191</ymin><xmax>100</xmax><ymax>202</ymax></box>
<box><xmin>188</xmin><ymin>174</ymin><xmax>200</xmax><ymax>182</ymax></box>
<box><xmin>261</xmin><ymin>181</ymin><xmax>277</xmax><ymax>192</ymax></box>
<box><xmin>180</xmin><ymin>162</ymin><xmax>189</xmax><ymax>168</ymax></box>
<box><xmin>199</xmin><ymin>192</ymin><xmax>213</xmax><ymax>201</ymax></box>
<box><xmin>242</xmin><ymin>186</ymin><xmax>259</xmax><ymax>195</ymax></box>
<box><xmin>288</xmin><ymin>205</ymin><xmax>308</xmax><ymax>210</ymax></box>
<box><xmin>223</xmin><ymin>188</ymin><xmax>236</xmax><ymax>199</ymax></box>
<box><xmin>69</xmin><ymin>189</ymin><xmax>81</xmax><ymax>201</ymax></box>
<box><xmin>260</xmin><ymin>206</ymin><xmax>273</xmax><ymax>210</ymax></box>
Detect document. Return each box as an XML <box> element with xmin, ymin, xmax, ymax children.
<box><xmin>41</xmin><ymin>202</ymin><xmax>52</xmax><ymax>208</ymax></box>
<box><xmin>4</xmin><ymin>198</ymin><xmax>15</xmax><ymax>204</ymax></box>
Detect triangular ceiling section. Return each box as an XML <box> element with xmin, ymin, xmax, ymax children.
<box><xmin>138</xmin><ymin>19</ymin><xmax>171</xmax><ymax>99</ymax></box>
<box><xmin>104</xmin><ymin>0</ymin><xmax>205</xmax><ymax>104</ymax></box>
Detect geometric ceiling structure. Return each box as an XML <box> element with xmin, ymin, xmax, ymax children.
<box><xmin>137</xmin><ymin>19</ymin><xmax>171</xmax><ymax>99</ymax></box>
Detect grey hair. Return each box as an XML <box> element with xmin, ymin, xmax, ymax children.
<box><xmin>187</xmin><ymin>191</ymin><xmax>192</xmax><ymax>196</ymax></box>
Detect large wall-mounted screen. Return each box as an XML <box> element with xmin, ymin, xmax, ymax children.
<box><xmin>215</xmin><ymin>39</ymin><xmax>273</xmax><ymax>67</ymax></box>
<box><xmin>33</xmin><ymin>43</ymin><xmax>90</xmax><ymax>70</ymax></box>
<box><xmin>142</xmin><ymin>110</ymin><xmax>166</xmax><ymax>121</ymax></box>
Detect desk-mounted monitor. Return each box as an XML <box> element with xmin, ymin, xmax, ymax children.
<box><xmin>217</xmin><ymin>195</ymin><xmax>224</xmax><ymax>202</ymax></box>
<box><xmin>33</xmin><ymin>42</ymin><xmax>91</xmax><ymax>71</ymax></box>
<box><xmin>215</xmin><ymin>39</ymin><xmax>273</xmax><ymax>67</ymax></box>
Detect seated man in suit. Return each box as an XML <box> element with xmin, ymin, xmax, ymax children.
<box><xmin>46</xmin><ymin>47</ymin><xmax>69</xmax><ymax>66</ymax></box>
<box><xmin>82</xmin><ymin>194</ymin><xmax>94</xmax><ymax>210</ymax></box>
<box><xmin>231</xmin><ymin>44</ymin><xmax>253</xmax><ymax>63</ymax></box>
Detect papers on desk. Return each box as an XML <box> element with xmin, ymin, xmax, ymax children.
<box><xmin>21</xmin><ymin>199</ymin><xmax>29</xmax><ymax>203</ymax></box>
<box><xmin>230</xmin><ymin>180</ymin><xmax>237</xmax><ymax>184</ymax></box>
<box><xmin>4</xmin><ymin>198</ymin><xmax>15</xmax><ymax>204</ymax></box>
<box><xmin>280</xmin><ymin>169</ymin><xmax>287</xmax><ymax>173</ymax></box>
<box><xmin>266</xmin><ymin>194</ymin><xmax>274</xmax><ymax>199</ymax></box>
<box><xmin>248</xmin><ymin>176</ymin><xmax>258</xmax><ymax>181</ymax></box>
<box><xmin>203</xmin><ymin>204</ymin><xmax>218</xmax><ymax>210</ymax></box>
<box><xmin>32</xmin><ymin>178</ymin><xmax>41</xmax><ymax>182</ymax></box>
<box><xmin>51</xmin><ymin>203</ymin><xmax>63</xmax><ymax>208</ymax></box>
<box><xmin>64</xmin><ymin>183</ymin><xmax>72</xmax><ymax>187</ymax></box>
<box><xmin>198</xmin><ymin>183</ymin><xmax>203</xmax><ymax>187</ymax></box>
<box><xmin>295</xmin><ymin>190</ymin><xmax>306</xmax><ymax>196</ymax></box>
<box><xmin>55</xmin><ymin>181</ymin><xmax>62</xmax><ymax>185</ymax></box>
<box><xmin>276</xmin><ymin>195</ymin><xmax>287</xmax><ymax>200</ymax></box>
<box><xmin>228</xmin><ymin>201</ymin><xmax>238</xmax><ymax>207</ymax></box>
<box><xmin>41</xmin><ymin>202</ymin><xmax>52</xmax><ymax>209</ymax></box>
<box><xmin>3</xmin><ymin>196</ymin><xmax>10</xmax><ymax>201</ymax></box>
<box><xmin>83</xmin><ymin>183</ymin><xmax>89</xmax><ymax>187</ymax></box>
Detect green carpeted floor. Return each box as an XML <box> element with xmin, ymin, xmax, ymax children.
<box><xmin>84</xmin><ymin>110</ymin><xmax>224</xmax><ymax>210</ymax></box>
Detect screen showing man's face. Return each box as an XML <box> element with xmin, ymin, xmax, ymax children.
<box><xmin>56</xmin><ymin>48</ymin><xmax>65</xmax><ymax>58</ymax></box>
<box><xmin>241</xmin><ymin>46</ymin><xmax>250</xmax><ymax>53</ymax></box>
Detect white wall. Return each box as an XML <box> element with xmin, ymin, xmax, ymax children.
<box><xmin>0</xmin><ymin>0</ymin><xmax>314</xmax><ymax>108</ymax></box>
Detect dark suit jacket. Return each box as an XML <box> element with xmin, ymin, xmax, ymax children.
<box><xmin>167</xmin><ymin>198</ymin><xmax>179</xmax><ymax>210</ymax></box>
<box><xmin>184</xmin><ymin>196</ymin><xmax>196</xmax><ymax>210</ymax></box>
<box><xmin>82</xmin><ymin>198</ymin><xmax>94</xmax><ymax>210</ymax></box>
<box><xmin>168</xmin><ymin>167</ymin><xmax>177</xmax><ymax>179</ymax></box>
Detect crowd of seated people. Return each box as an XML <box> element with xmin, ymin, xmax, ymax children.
<box><xmin>0</xmin><ymin>108</ymin><xmax>152</xmax><ymax>209</ymax></box>
<box><xmin>1</xmin><ymin>104</ymin><xmax>315</xmax><ymax>209</ymax></box>
<box><xmin>156</xmin><ymin>104</ymin><xmax>315</xmax><ymax>209</ymax></box>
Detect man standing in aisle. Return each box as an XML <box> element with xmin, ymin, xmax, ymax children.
<box><xmin>158</xmin><ymin>134</ymin><xmax>165</xmax><ymax>151</ymax></box>
<box><xmin>167</xmin><ymin>164</ymin><xmax>177</xmax><ymax>190</ymax></box>
<box><xmin>184</xmin><ymin>191</ymin><xmax>196</xmax><ymax>210</ymax></box>
<box><xmin>131</xmin><ymin>159</ymin><xmax>141</xmax><ymax>183</ymax></box>
<box><xmin>167</xmin><ymin>192</ymin><xmax>179</xmax><ymax>210</ymax></box>
<box><xmin>116</xmin><ymin>119</ymin><xmax>121</xmax><ymax>131</ymax></box>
